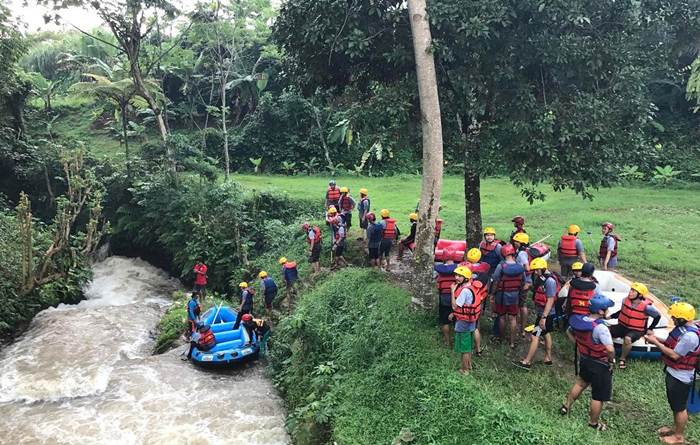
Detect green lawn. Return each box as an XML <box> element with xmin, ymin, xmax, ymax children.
<box><xmin>236</xmin><ymin>174</ymin><xmax>700</xmax><ymax>305</ymax></box>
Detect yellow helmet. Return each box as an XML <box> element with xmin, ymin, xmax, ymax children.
<box><xmin>572</xmin><ymin>262</ymin><xmax>584</xmax><ymax>271</ymax></box>
<box><xmin>467</xmin><ymin>248</ymin><xmax>481</xmax><ymax>263</ymax></box>
<box><xmin>278</xmin><ymin>257</ymin><xmax>287</xmax><ymax>265</ymax></box>
<box><xmin>568</xmin><ymin>224</ymin><xmax>581</xmax><ymax>235</ymax></box>
<box><xmin>409</xmin><ymin>212</ymin><xmax>418</xmax><ymax>221</ymax></box>
<box><xmin>258</xmin><ymin>271</ymin><xmax>268</xmax><ymax>279</ymax></box>
<box><xmin>359</xmin><ymin>188</ymin><xmax>368</xmax><ymax>195</ymax></box>
<box><xmin>340</xmin><ymin>186</ymin><xmax>349</xmax><ymax>193</ymax></box>
<box><xmin>483</xmin><ymin>227</ymin><xmax>496</xmax><ymax>235</ymax></box>
<box><xmin>630</xmin><ymin>282</ymin><xmax>649</xmax><ymax>297</ymax></box>
<box><xmin>454</xmin><ymin>265</ymin><xmax>473</xmax><ymax>279</ymax></box>
<box><xmin>669</xmin><ymin>302</ymin><xmax>696</xmax><ymax>322</ymax></box>
<box><xmin>239</xmin><ymin>281</ymin><xmax>248</xmax><ymax>288</ymax></box>
<box><xmin>380</xmin><ymin>209</ymin><xmax>390</xmax><ymax>218</ymax></box>
<box><xmin>513</xmin><ymin>232</ymin><xmax>529</xmax><ymax>244</ymax></box>
<box><xmin>328</xmin><ymin>206</ymin><xmax>338</xmax><ymax>214</ymax></box>
<box><xmin>530</xmin><ymin>257</ymin><xmax>547</xmax><ymax>270</ymax></box>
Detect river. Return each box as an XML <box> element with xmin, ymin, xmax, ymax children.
<box><xmin>0</xmin><ymin>256</ymin><xmax>289</xmax><ymax>445</ymax></box>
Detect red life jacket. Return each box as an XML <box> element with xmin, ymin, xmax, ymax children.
<box><xmin>452</xmin><ymin>282</ymin><xmax>483</xmax><ymax>323</ymax></box>
<box><xmin>326</xmin><ymin>186</ymin><xmax>341</xmax><ymax>201</ymax></box>
<box><xmin>662</xmin><ymin>325</ymin><xmax>700</xmax><ymax>371</ymax></box>
<box><xmin>527</xmin><ymin>243</ymin><xmax>550</xmax><ymax>262</ymax></box>
<box><xmin>466</xmin><ymin>262</ymin><xmax>490</xmax><ymax>276</ymax></box>
<box><xmin>340</xmin><ymin>195</ymin><xmax>353</xmax><ymax>211</ymax></box>
<box><xmin>558</xmin><ymin>235</ymin><xmax>578</xmax><ymax>258</ymax></box>
<box><xmin>198</xmin><ymin>330</ymin><xmax>216</xmax><ymax>348</ymax></box>
<box><xmin>533</xmin><ymin>273</ymin><xmax>561</xmax><ymax>308</ymax></box>
<box><xmin>382</xmin><ymin>218</ymin><xmax>397</xmax><ymax>239</ymax></box>
<box><xmin>497</xmin><ymin>263</ymin><xmax>524</xmax><ymax>293</ymax></box>
<box><xmin>306</xmin><ymin>226</ymin><xmax>322</xmax><ymax>245</ymax></box>
<box><xmin>568</xmin><ymin>279</ymin><xmax>596</xmax><ymax>315</ymax></box>
<box><xmin>436</xmin><ymin>273</ymin><xmax>456</xmax><ymax>295</ymax></box>
<box><xmin>618</xmin><ymin>297</ymin><xmax>651</xmax><ymax>332</ymax></box>
<box><xmin>284</xmin><ymin>261</ymin><xmax>297</xmax><ymax>269</ymax></box>
<box><xmin>599</xmin><ymin>235</ymin><xmax>618</xmax><ymax>259</ymax></box>
<box><xmin>572</xmin><ymin>318</ymin><xmax>609</xmax><ymax>361</ymax></box>
<box><xmin>479</xmin><ymin>240</ymin><xmax>499</xmax><ymax>254</ymax></box>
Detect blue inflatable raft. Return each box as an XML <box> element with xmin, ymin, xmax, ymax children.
<box><xmin>190</xmin><ymin>305</ymin><xmax>259</xmax><ymax>366</ymax></box>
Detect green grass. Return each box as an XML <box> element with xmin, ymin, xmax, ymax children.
<box><xmin>235</xmin><ymin>174</ymin><xmax>700</xmax><ymax>306</ymax></box>
<box><xmin>271</xmin><ymin>268</ymin><xmax>700</xmax><ymax>445</ymax></box>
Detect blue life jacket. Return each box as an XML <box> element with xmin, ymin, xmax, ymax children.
<box><xmin>187</xmin><ymin>298</ymin><xmax>200</xmax><ymax>321</ymax></box>
<box><xmin>262</xmin><ymin>277</ymin><xmax>278</xmax><ymax>296</ymax></box>
<box><xmin>367</xmin><ymin>223</ymin><xmax>382</xmax><ymax>244</ymax></box>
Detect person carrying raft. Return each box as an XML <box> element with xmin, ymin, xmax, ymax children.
<box><xmin>448</xmin><ymin>265</ymin><xmax>483</xmax><ymax>374</ymax></box>
<box><xmin>258</xmin><ymin>271</ymin><xmax>278</xmax><ymax>319</ymax></box>
<box><xmin>599</xmin><ymin>222</ymin><xmax>620</xmax><ymax>271</ymax></box>
<box><xmin>514</xmin><ymin>257</ymin><xmax>560</xmax><ymax>369</ymax></box>
<box><xmin>303</xmin><ymin>222</ymin><xmax>322</xmax><ymax>275</ymax></box>
<box><xmin>609</xmin><ymin>281</ymin><xmax>661</xmax><ymax>370</ymax></box>
<box><xmin>397</xmin><ymin>213</ymin><xmax>418</xmax><ymax>261</ymax></box>
<box><xmin>560</xmin><ymin>296</ymin><xmax>616</xmax><ymax>431</ymax></box>
<box><xmin>644</xmin><ymin>302</ymin><xmax>699</xmax><ymax>445</ymax></box>
<box><xmin>186</xmin><ymin>292</ymin><xmax>201</xmax><ymax>337</ymax></box>
<box><xmin>183</xmin><ymin>324</ymin><xmax>216</xmax><ymax>360</ymax></box>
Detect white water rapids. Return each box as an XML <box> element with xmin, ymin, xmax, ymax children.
<box><xmin>0</xmin><ymin>256</ymin><xmax>289</xmax><ymax>445</ymax></box>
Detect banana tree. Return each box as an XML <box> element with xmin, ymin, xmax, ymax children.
<box><xmin>27</xmin><ymin>72</ymin><xmax>61</xmax><ymax>112</ymax></box>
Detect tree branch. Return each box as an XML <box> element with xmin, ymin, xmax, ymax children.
<box><xmin>70</xmin><ymin>24</ymin><xmax>123</xmax><ymax>53</ymax></box>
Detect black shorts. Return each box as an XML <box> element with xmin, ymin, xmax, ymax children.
<box><xmin>360</xmin><ymin>217</ymin><xmax>368</xmax><ymax>229</ymax></box>
<box><xmin>264</xmin><ymin>291</ymin><xmax>277</xmax><ymax>309</ymax></box>
<box><xmin>335</xmin><ymin>241</ymin><xmax>345</xmax><ymax>257</ymax></box>
<box><xmin>309</xmin><ymin>242</ymin><xmax>321</xmax><ymax>262</ymax></box>
<box><xmin>666</xmin><ymin>372</ymin><xmax>692</xmax><ymax>413</ymax></box>
<box><xmin>534</xmin><ymin>314</ymin><xmax>555</xmax><ymax>335</ymax></box>
<box><xmin>608</xmin><ymin>324</ymin><xmax>644</xmax><ymax>343</ymax></box>
<box><xmin>439</xmin><ymin>304</ymin><xmax>453</xmax><ymax>325</ymax></box>
<box><xmin>380</xmin><ymin>239</ymin><xmax>393</xmax><ymax>257</ymax></box>
<box><xmin>343</xmin><ymin>213</ymin><xmax>352</xmax><ymax>228</ymax></box>
<box><xmin>578</xmin><ymin>357</ymin><xmax>612</xmax><ymax>402</ymax></box>
<box><xmin>368</xmin><ymin>246</ymin><xmax>380</xmax><ymax>260</ymax></box>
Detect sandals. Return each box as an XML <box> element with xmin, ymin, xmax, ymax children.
<box><xmin>657</xmin><ymin>426</ymin><xmax>674</xmax><ymax>436</ymax></box>
<box><xmin>619</xmin><ymin>360</ymin><xmax>627</xmax><ymax>370</ymax></box>
<box><xmin>512</xmin><ymin>360</ymin><xmax>532</xmax><ymax>370</ymax></box>
<box><xmin>589</xmin><ymin>422</ymin><xmax>608</xmax><ymax>431</ymax></box>
<box><xmin>559</xmin><ymin>404</ymin><xmax>569</xmax><ymax>416</ymax></box>
<box><xmin>544</xmin><ymin>360</ymin><xmax>553</xmax><ymax>366</ymax></box>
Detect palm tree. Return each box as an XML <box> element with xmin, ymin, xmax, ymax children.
<box><xmin>70</xmin><ymin>69</ymin><xmax>160</xmax><ymax>176</ymax></box>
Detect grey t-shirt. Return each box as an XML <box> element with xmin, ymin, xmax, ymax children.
<box><xmin>569</xmin><ymin>316</ymin><xmax>613</xmax><ymax>365</ymax></box>
<box><xmin>667</xmin><ymin>328</ymin><xmax>700</xmax><ymax>384</ymax></box>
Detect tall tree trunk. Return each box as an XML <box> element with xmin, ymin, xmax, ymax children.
<box><xmin>221</xmin><ymin>81</ymin><xmax>230</xmax><ymax>179</ymax></box>
<box><xmin>457</xmin><ymin>114</ymin><xmax>482</xmax><ymax>246</ymax></box>
<box><xmin>407</xmin><ymin>0</ymin><xmax>444</xmax><ymax>310</ymax></box>
<box><xmin>121</xmin><ymin>102</ymin><xmax>131</xmax><ymax>178</ymax></box>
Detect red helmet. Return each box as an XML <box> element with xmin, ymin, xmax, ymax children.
<box><xmin>601</xmin><ymin>222</ymin><xmax>614</xmax><ymax>231</ymax></box>
<box><xmin>366</xmin><ymin>212</ymin><xmax>375</xmax><ymax>222</ymax></box>
<box><xmin>301</xmin><ymin>222</ymin><xmax>310</xmax><ymax>231</ymax></box>
<box><xmin>242</xmin><ymin>313</ymin><xmax>253</xmax><ymax>322</ymax></box>
<box><xmin>511</xmin><ymin>216</ymin><xmax>525</xmax><ymax>225</ymax></box>
<box><xmin>501</xmin><ymin>244</ymin><xmax>516</xmax><ymax>257</ymax></box>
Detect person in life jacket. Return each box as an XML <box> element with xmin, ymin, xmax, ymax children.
<box><xmin>566</xmin><ymin>262</ymin><xmax>600</xmax><ymax>323</ymax></box>
<box><xmin>448</xmin><ymin>265</ymin><xmax>482</xmax><ymax>374</ymax></box>
<box><xmin>326</xmin><ymin>206</ymin><xmax>341</xmax><ymax>238</ymax></box>
<box><xmin>279</xmin><ymin>257</ymin><xmax>298</xmax><ymax>314</ymax></box>
<box><xmin>325</xmin><ymin>179</ymin><xmax>341</xmax><ymax>210</ymax></box>
<box><xmin>479</xmin><ymin>226</ymin><xmax>502</xmax><ymax>275</ymax></box>
<box><xmin>331</xmin><ymin>218</ymin><xmax>348</xmax><ymax>268</ymax></box>
<box><xmin>258</xmin><ymin>271</ymin><xmax>278</xmax><ymax>319</ymax></box>
<box><xmin>357</xmin><ymin>188</ymin><xmax>371</xmax><ymax>239</ymax></box>
<box><xmin>233</xmin><ymin>282</ymin><xmax>254</xmax><ymax>329</ymax></box>
<box><xmin>302</xmin><ymin>222</ymin><xmax>322</xmax><ymax>275</ymax></box>
<box><xmin>184</xmin><ymin>323</ymin><xmax>217</xmax><ymax>360</ymax></box>
<box><xmin>599</xmin><ymin>222</ymin><xmax>620</xmax><ymax>271</ymax></box>
<box><xmin>609</xmin><ymin>282</ymin><xmax>661</xmax><ymax>370</ymax></box>
<box><xmin>514</xmin><ymin>257</ymin><xmax>560</xmax><ymax>370</ymax></box>
<box><xmin>558</xmin><ymin>224</ymin><xmax>587</xmax><ymax>278</ymax></box>
<box><xmin>645</xmin><ymin>302</ymin><xmax>700</xmax><ymax>445</ymax></box>
<box><xmin>435</xmin><ymin>253</ymin><xmax>458</xmax><ymax>347</ymax></box>
<box><xmin>253</xmin><ymin>317</ymin><xmax>273</xmax><ymax>355</ymax></box>
<box><xmin>560</xmin><ymin>296</ymin><xmax>615</xmax><ymax>431</ymax></box>
<box><xmin>397</xmin><ymin>213</ymin><xmax>418</xmax><ymax>260</ymax></box>
<box><xmin>186</xmin><ymin>292</ymin><xmax>202</xmax><ymax>336</ymax></box>
<box><xmin>509</xmin><ymin>215</ymin><xmax>526</xmax><ymax>244</ymax></box>
<box><xmin>338</xmin><ymin>187</ymin><xmax>356</xmax><ymax>230</ymax></box>
<box><xmin>193</xmin><ymin>259</ymin><xmax>208</xmax><ymax>299</ymax></box>
<box><xmin>512</xmin><ymin>232</ymin><xmax>533</xmax><ymax>333</ymax></box>
<box><xmin>365</xmin><ymin>213</ymin><xmax>382</xmax><ymax>268</ymax></box>
<box><xmin>489</xmin><ymin>244</ymin><xmax>526</xmax><ymax>349</ymax></box>
<box><xmin>379</xmin><ymin>209</ymin><xmax>397</xmax><ymax>271</ymax></box>
<box><xmin>461</xmin><ymin>248</ymin><xmax>490</xmax><ymax>355</ymax></box>
<box><xmin>558</xmin><ymin>261</ymin><xmax>584</xmax><ymax>323</ymax></box>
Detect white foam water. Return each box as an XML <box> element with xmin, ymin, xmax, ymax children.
<box><xmin>0</xmin><ymin>256</ymin><xmax>289</xmax><ymax>444</ymax></box>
